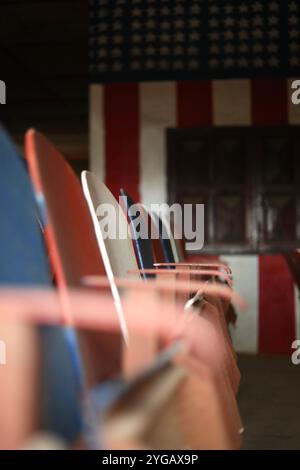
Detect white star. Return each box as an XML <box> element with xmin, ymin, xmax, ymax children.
<box><xmin>209</xmin><ymin>31</ymin><xmax>220</xmax><ymax>41</ymax></box>
<box><xmin>97</xmin><ymin>63</ymin><xmax>108</xmax><ymax>72</ymax></box>
<box><xmin>146</xmin><ymin>45</ymin><xmax>156</xmax><ymax>55</ymax></box>
<box><xmin>113</xmin><ymin>34</ymin><xmax>123</xmax><ymax>44</ymax></box>
<box><xmin>145</xmin><ymin>59</ymin><xmax>156</xmax><ymax>69</ymax></box>
<box><xmin>173</xmin><ymin>60</ymin><xmax>184</xmax><ymax>69</ymax></box>
<box><xmin>253</xmin><ymin>42</ymin><xmax>264</xmax><ymax>53</ymax></box>
<box><xmin>289</xmin><ymin>2</ymin><xmax>298</xmax><ymax>12</ymax></box>
<box><xmin>159</xmin><ymin>45</ymin><xmax>170</xmax><ymax>55</ymax></box>
<box><xmin>99</xmin><ymin>9</ymin><xmax>108</xmax><ymax>18</ymax></box>
<box><xmin>113</xmin><ymin>22</ymin><xmax>122</xmax><ymax>31</ymax></box>
<box><xmin>174</xmin><ymin>19</ymin><xmax>185</xmax><ymax>29</ymax></box>
<box><xmin>98</xmin><ymin>36</ymin><xmax>108</xmax><ymax>45</ymax></box>
<box><xmin>290</xmin><ymin>42</ymin><xmax>299</xmax><ymax>52</ymax></box>
<box><xmin>290</xmin><ymin>56</ymin><xmax>300</xmax><ymax>66</ymax></box>
<box><xmin>224</xmin><ymin>30</ymin><xmax>234</xmax><ymax>40</ymax></box>
<box><xmin>269</xmin><ymin>2</ymin><xmax>279</xmax><ymax>12</ymax></box>
<box><xmin>224</xmin><ymin>57</ymin><xmax>235</xmax><ymax>68</ymax></box>
<box><xmin>190</xmin><ymin>4</ymin><xmax>201</xmax><ymax>15</ymax></box>
<box><xmin>188</xmin><ymin>59</ymin><xmax>200</xmax><ymax>69</ymax></box>
<box><xmin>253</xmin><ymin>2</ymin><xmax>263</xmax><ymax>13</ymax></box>
<box><xmin>147</xmin><ymin>7</ymin><xmax>156</xmax><ymax>16</ymax></box>
<box><xmin>158</xmin><ymin>59</ymin><xmax>169</xmax><ymax>69</ymax></box>
<box><xmin>98</xmin><ymin>49</ymin><xmax>107</xmax><ymax>58</ymax></box>
<box><xmin>289</xmin><ymin>16</ymin><xmax>298</xmax><ymax>26</ymax></box>
<box><xmin>174</xmin><ymin>45</ymin><xmax>184</xmax><ymax>55</ymax></box>
<box><xmin>238</xmin><ymin>57</ymin><xmax>249</xmax><ymax>68</ymax></box>
<box><xmin>131</xmin><ymin>47</ymin><xmax>141</xmax><ymax>56</ymax></box>
<box><xmin>187</xmin><ymin>45</ymin><xmax>198</xmax><ymax>55</ymax></box>
<box><xmin>267</xmin><ymin>43</ymin><xmax>278</xmax><ymax>53</ymax></box>
<box><xmin>146</xmin><ymin>19</ymin><xmax>155</xmax><ymax>28</ymax></box>
<box><xmin>209</xmin><ymin>18</ymin><xmax>218</xmax><ymax>28</ymax></box>
<box><xmin>268</xmin><ymin>56</ymin><xmax>279</xmax><ymax>67</ymax></box>
<box><xmin>224</xmin><ymin>43</ymin><xmax>235</xmax><ymax>54</ymax></box>
<box><xmin>132</xmin><ymin>8</ymin><xmax>142</xmax><ymax>17</ymax></box>
<box><xmin>210</xmin><ymin>44</ymin><xmax>220</xmax><ymax>55</ymax></box>
<box><xmin>253</xmin><ymin>57</ymin><xmax>264</xmax><ymax>67</ymax></box>
<box><xmin>209</xmin><ymin>58</ymin><xmax>220</xmax><ymax>68</ymax></box>
<box><xmin>113</xmin><ymin>8</ymin><xmax>123</xmax><ymax>17</ymax></box>
<box><xmin>224</xmin><ymin>5</ymin><xmax>234</xmax><ymax>15</ymax></box>
<box><xmin>131</xmin><ymin>61</ymin><xmax>141</xmax><ymax>70</ymax></box>
<box><xmin>189</xmin><ymin>18</ymin><xmax>200</xmax><ymax>28</ymax></box>
<box><xmin>224</xmin><ymin>17</ymin><xmax>234</xmax><ymax>28</ymax></box>
<box><xmin>268</xmin><ymin>16</ymin><xmax>278</xmax><ymax>26</ymax></box>
<box><xmin>239</xmin><ymin>18</ymin><xmax>249</xmax><ymax>29</ymax></box>
<box><xmin>239</xmin><ymin>43</ymin><xmax>249</xmax><ymax>54</ymax></box>
<box><xmin>210</xmin><ymin>5</ymin><xmax>219</xmax><ymax>15</ymax></box>
<box><xmin>253</xmin><ymin>15</ymin><xmax>263</xmax><ymax>27</ymax></box>
<box><xmin>189</xmin><ymin>31</ymin><xmax>200</xmax><ymax>41</ymax></box>
<box><xmin>239</xmin><ymin>4</ymin><xmax>248</xmax><ymax>14</ymax></box>
<box><xmin>239</xmin><ymin>30</ymin><xmax>249</xmax><ymax>41</ymax></box>
<box><xmin>161</xmin><ymin>21</ymin><xmax>171</xmax><ymax>30</ymax></box>
<box><xmin>269</xmin><ymin>29</ymin><xmax>279</xmax><ymax>39</ymax></box>
<box><xmin>146</xmin><ymin>32</ymin><xmax>156</xmax><ymax>42</ymax></box>
<box><xmin>132</xmin><ymin>20</ymin><xmax>141</xmax><ymax>30</ymax></box>
<box><xmin>174</xmin><ymin>5</ymin><xmax>184</xmax><ymax>15</ymax></box>
<box><xmin>252</xmin><ymin>29</ymin><xmax>263</xmax><ymax>39</ymax></box>
<box><xmin>132</xmin><ymin>33</ymin><xmax>142</xmax><ymax>43</ymax></box>
<box><xmin>112</xmin><ymin>62</ymin><xmax>122</xmax><ymax>71</ymax></box>
<box><xmin>175</xmin><ymin>31</ymin><xmax>185</xmax><ymax>42</ymax></box>
<box><xmin>161</xmin><ymin>6</ymin><xmax>170</xmax><ymax>15</ymax></box>
<box><xmin>111</xmin><ymin>47</ymin><xmax>122</xmax><ymax>57</ymax></box>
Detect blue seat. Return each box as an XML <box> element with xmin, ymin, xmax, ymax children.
<box><xmin>0</xmin><ymin>126</ymin><xmax>82</xmax><ymax>442</ymax></box>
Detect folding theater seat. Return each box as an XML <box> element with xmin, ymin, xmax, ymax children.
<box><xmin>26</xmin><ymin>131</ymin><xmax>244</xmax><ymax>449</ymax></box>
<box><xmin>0</xmin><ymin>126</ymin><xmax>82</xmax><ymax>447</ymax></box>
<box><xmin>119</xmin><ymin>188</ymin><xmax>239</xmax><ymax>376</ymax></box>
<box><xmin>82</xmin><ymin>173</ymin><xmax>240</xmax><ymax>395</ymax></box>
<box><xmin>25</xmin><ymin>129</ymin><xmax>126</xmax><ymax>385</ymax></box>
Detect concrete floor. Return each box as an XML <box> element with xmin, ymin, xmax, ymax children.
<box><xmin>238</xmin><ymin>354</ymin><xmax>300</xmax><ymax>449</ymax></box>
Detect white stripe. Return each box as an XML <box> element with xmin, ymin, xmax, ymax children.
<box><xmin>89</xmin><ymin>84</ymin><xmax>105</xmax><ymax>182</ymax></box>
<box><xmin>213</xmin><ymin>79</ymin><xmax>251</xmax><ymax>126</ymax></box>
<box><xmin>221</xmin><ymin>255</ymin><xmax>259</xmax><ymax>353</ymax></box>
<box><xmin>140</xmin><ymin>82</ymin><xmax>176</xmax><ymax>206</ymax></box>
<box><xmin>288</xmin><ymin>78</ymin><xmax>300</xmax><ymax>124</ymax></box>
<box><xmin>294</xmin><ymin>285</ymin><xmax>300</xmax><ymax>340</ymax></box>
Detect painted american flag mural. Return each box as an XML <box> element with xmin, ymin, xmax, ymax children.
<box><xmin>89</xmin><ymin>0</ymin><xmax>300</xmax><ymax>355</ymax></box>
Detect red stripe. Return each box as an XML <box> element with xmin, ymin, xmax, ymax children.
<box><xmin>177</xmin><ymin>81</ymin><xmax>213</xmax><ymax>127</ymax></box>
<box><xmin>104</xmin><ymin>83</ymin><xmax>140</xmax><ymax>201</ymax></box>
<box><xmin>251</xmin><ymin>78</ymin><xmax>288</xmax><ymax>125</ymax></box>
<box><xmin>259</xmin><ymin>255</ymin><xmax>295</xmax><ymax>355</ymax></box>
<box><xmin>252</xmin><ymin>79</ymin><xmax>294</xmax><ymax>355</ymax></box>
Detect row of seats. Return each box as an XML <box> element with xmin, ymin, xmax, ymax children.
<box><xmin>0</xmin><ymin>126</ymin><xmax>245</xmax><ymax>449</ymax></box>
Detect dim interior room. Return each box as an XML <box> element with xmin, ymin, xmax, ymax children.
<box><xmin>0</xmin><ymin>0</ymin><xmax>300</xmax><ymax>451</ymax></box>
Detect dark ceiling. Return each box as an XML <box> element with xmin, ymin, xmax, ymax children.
<box><xmin>0</xmin><ymin>0</ymin><xmax>88</xmax><ymax>159</ymax></box>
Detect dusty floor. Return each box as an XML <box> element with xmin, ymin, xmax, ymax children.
<box><xmin>238</xmin><ymin>354</ymin><xmax>300</xmax><ymax>449</ymax></box>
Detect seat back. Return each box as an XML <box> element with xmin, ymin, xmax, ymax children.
<box><xmin>25</xmin><ymin>130</ymin><xmax>123</xmax><ymax>385</ymax></box>
<box><xmin>82</xmin><ymin>172</ymin><xmax>139</xmax><ymax>281</ymax></box>
<box><xmin>120</xmin><ymin>188</ymin><xmax>157</xmax><ymax>271</ymax></box>
<box><xmin>151</xmin><ymin>213</ymin><xmax>176</xmax><ymax>264</ymax></box>
<box><xmin>120</xmin><ymin>189</ymin><xmax>174</xmax><ymax>269</ymax></box>
<box><xmin>0</xmin><ymin>126</ymin><xmax>81</xmax><ymax>442</ymax></box>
